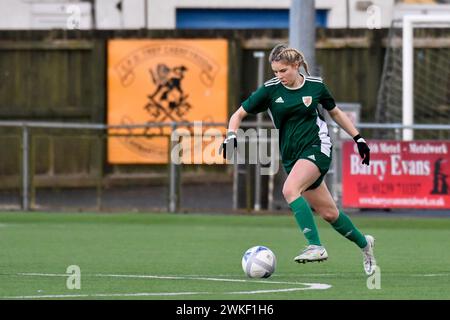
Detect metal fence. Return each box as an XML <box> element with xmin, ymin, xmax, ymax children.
<box><xmin>0</xmin><ymin>120</ymin><xmax>273</xmax><ymax>213</ymax></box>
<box><xmin>1</xmin><ymin>120</ymin><xmax>449</xmax><ymax>213</ymax></box>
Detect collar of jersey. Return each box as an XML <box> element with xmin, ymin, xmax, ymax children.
<box><xmin>281</xmin><ymin>73</ymin><xmax>306</xmax><ymax>90</ymax></box>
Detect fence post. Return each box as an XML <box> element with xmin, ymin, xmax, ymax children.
<box><xmin>253</xmin><ymin>51</ymin><xmax>265</xmax><ymax>212</ymax></box>
<box><xmin>96</xmin><ymin>132</ymin><xmax>104</xmax><ymax>211</ymax></box>
<box><xmin>168</xmin><ymin>122</ymin><xmax>179</xmax><ymax>213</ymax></box>
<box><xmin>267</xmin><ymin>136</ymin><xmax>276</xmax><ymax>211</ymax></box>
<box><xmin>232</xmin><ymin>149</ymin><xmax>238</xmax><ymax>210</ymax></box>
<box><xmin>331</xmin><ymin>126</ymin><xmax>340</xmax><ymax>204</ymax></box>
<box><xmin>21</xmin><ymin>124</ymin><xmax>30</xmax><ymax>211</ymax></box>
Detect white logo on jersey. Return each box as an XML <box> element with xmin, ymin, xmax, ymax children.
<box><xmin>307</xmin><ymin>155</ymin><xmax>316</xmax><ymax>161</ymax></box>
<box><xmin>302</xmin><ymin>96</ymin><xmax>312</xmax><ymax>107</ymax></box>
<box><xmin>275</xmin><ymin>97</ymin><xmax>284</xmax><ymax>103</ymax></box>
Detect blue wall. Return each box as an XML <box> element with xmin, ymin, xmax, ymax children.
<box><xmin>176</xmin><ymin>9</ymin><xmax>328</xmax><ymax>29</ymax></box>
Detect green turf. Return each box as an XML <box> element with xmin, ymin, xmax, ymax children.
<box><xmin>0</xmin><ymin>212</ymin><xmax>449</xmax><ymax>300</ymax></box>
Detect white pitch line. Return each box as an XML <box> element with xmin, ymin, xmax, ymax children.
<box><xmin>411</xmin><ymin>273</ymin><xmax>450</xmax><ymax>277</ymax></box>
<box><xmin>273</xmin><ymin>273</ymin><xmax>339</xmax><ymax>277</ymax></box>
<box><xmin>17</xmin><ymin>272</ymin><xmax>67</xmax><ymax>277</ymax></box>
<box><xmin>226</xmin><ymin>285</ymin><xmax>331</xmax><ymax>295</ymax></box>
<box><xmin>3</xmin><ymin>291</ymin><xmax>210</xmax><ymax>299</ymax></box>
<box><xmin>17</xmin><ymin>272</ymin><xmax>331</xmax><ymax>287</ymax></box>
<box><xmin>5</xmin><ymin>286</ymin><xmax>329</xmax><ymax>299</ymax></box>
<box><xmin>6</xmin><ymin>272</ymin><xmax>332</xmax><ymax>299</ymax></box>
<box><xmin>4</xmin><ymin>285</ymin><xmax>330</xmax><ymax>300</ymax></box>
<box><xmin>95</xmin><ymin>273</ymin><xmax>327</xmax><ymax>286</ymax></box>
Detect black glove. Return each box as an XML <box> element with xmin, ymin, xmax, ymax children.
<box><xmin>219</xmin><ymin>131</ymin><xmax>237</xmax><ymax>159</ymax></box>
<box><xmin>353</xmin><ymin>134</ymin><xmax>370</xmax><ymax>166</ymax></box>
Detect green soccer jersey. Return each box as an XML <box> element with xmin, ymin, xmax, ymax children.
<box><xmin>241</xmin><ymin>75</ymin><xmax>336</xmax><ymax>173</ymax></box>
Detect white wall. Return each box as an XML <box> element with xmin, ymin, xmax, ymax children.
<box><xmin>346</xmin><ymin>0</ymin><xmax>395</xmax><ymax>28</ymax></box>
<box><xmin>0</xmin><ymin>0</ymin><xmax>33</xmax><ymax>29</ymax></box>
<box><xmin>0</xmin><ymin>0</ymin><xmax>91</xmax><ymax>30</ymax></box>
<box><xmin>393</xmin><ymin>3</ymin><xmax>450</xmax><ymax>19</ymax></box>
<box><xmin>2</xmin><ymin>0</ymin><xmax>449</xmax><ymax>30</ymax></box>
<box><xmin>147</xmin><ymin>0</ymin><xmax>176</xmax><ymax>29</ymax></box>
<box><xmin>123</xmin><ymin>0</ymin><xmax>146</xmax><ymax>28</ymax></box>
<box><xmin>96</xmin><ymin>0</ymin><xmax>146</xmax><ymax>29</ymax></box>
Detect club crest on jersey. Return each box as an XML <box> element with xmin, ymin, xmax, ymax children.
<box><xmin>302</xmin><ymin>96</ymin><xmax>312</xmax><ymax>107</ymax></box>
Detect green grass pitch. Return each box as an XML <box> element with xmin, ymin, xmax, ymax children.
<box><xmin>0</xmin><ymin>212</ymin><xmax>449</xmax><ymax>300</ymax></box>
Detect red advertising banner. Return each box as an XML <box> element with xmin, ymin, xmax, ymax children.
<box><xmin>342</xmin><ymin>140</ymin><xmax>450</xmax><ymax>209</ymax></box>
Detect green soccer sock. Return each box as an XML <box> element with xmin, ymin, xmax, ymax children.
<box><xmin>289</xmin><ymin>196</ymin><xmax>321</xmax><ymax>246</ymax></box>
<box><xmin>331</xmin><ymin>211</ymin><xmax>368</xmax><ymax>249</ymax></box>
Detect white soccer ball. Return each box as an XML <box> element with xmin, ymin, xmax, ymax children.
<box><xmin>241</xmin><ymin>246</ymin><xmax>276</xmax><ymax>278</ymax></box>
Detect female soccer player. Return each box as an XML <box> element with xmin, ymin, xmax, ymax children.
<box><xmin>220</xmin><ymin>44</ymin><xmax>377</xmax><ymax>276</ymax></box>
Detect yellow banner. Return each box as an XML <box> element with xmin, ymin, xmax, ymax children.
<box><xmin>107</xmin><ymin>39</ymin><xmax>228</xmax><ymax>164</ymax></box>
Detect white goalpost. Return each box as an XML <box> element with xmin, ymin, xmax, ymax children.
<box><xmin>402</xmin><ymin>14</ymin><xmax>450</xmax><ymax>141</ymax></box>
<box><xmin>376</xmin><ymin>14</ymin><xmax>450</xmax><ymax>140</ymax></box>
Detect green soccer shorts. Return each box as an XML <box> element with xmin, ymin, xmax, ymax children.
<box><xmin>284</xmin><ymin>145</ymin><xmax>332</xmax><ymax>191</ymax></box>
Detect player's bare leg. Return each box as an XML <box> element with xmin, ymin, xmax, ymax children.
<box><xmin>282</xmin><ymin>159</ymin><xmax>320</xmax><ymax>203</ymax></box>
<box><xmin>302</xmin><ymin>181</ymin><xmax>339</xmax><ymax>223</ymax></box>
<box><xmin>283</xmin><ymin>160</ymin><xmax>328</xmax><ymax>263</ymax></box>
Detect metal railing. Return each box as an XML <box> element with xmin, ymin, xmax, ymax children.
<box><xmin>1</xmin><ymin>120</ymin><xmax>449</xmax><ymax>212</ymax></box>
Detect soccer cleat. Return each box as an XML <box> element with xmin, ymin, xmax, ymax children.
<box><xmin>362</xmin><ymin>235</ymin><xmax>377</xmax><ymax>276</ymax></box>
<box><xmin>294</xmin><ymin>245</ymin><xmax>328</xmax><ymax>264</ymax></box>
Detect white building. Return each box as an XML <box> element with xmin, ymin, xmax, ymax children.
<box><xmin>0</xmin><ymin>0</ymin><xmax>93</xmax><ymax>29</ymax></box>
<box><xmin>0</xmin><ymin>0</ymin><xmax>449</xmax><ymax>30</ymax></box>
